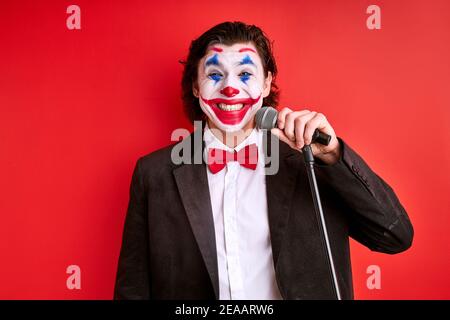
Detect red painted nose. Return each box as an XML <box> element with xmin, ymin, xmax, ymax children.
<box><xmin>220</xmin><ymin>86</ymin><xmax>240</xmax><ymax>97</ymax></box>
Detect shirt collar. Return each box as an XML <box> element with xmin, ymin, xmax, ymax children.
<box><xmin>203</xmin><ymin>124</ymin><xmax>266</xmax><ymax>169</ymax></box>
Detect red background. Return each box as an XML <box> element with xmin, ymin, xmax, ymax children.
<box><xmin>0</xmin><ymin>0</ymin><xmax>449</xmax><ymax>299</ymax></box>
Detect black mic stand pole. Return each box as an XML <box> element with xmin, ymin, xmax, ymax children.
<box><xmin>302</xmin><ymin>143</ymin><xmax>342</xmax><ymax>300</ymax></box>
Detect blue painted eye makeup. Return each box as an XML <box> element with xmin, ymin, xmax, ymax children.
<box><xmin>239</xmin><ymin>71</ymin><xmax>252</xmax><ymax>83</ymax></box>
<box><xmin>239</xmin><ymin>55</ymin><xmax>255</xmax><ymax>66</ymax></box>
<box><xmin>208</xmin><ymin>72</ymin><xmax>223</xmax><ymax>83</ymax></box>
<box><xmin>205</xmin><ymin>54</ymin><xmax>220</xmax><ymax>66</ymax></box>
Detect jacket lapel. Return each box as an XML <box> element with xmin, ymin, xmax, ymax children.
<box><xmin>172</xmin><ymin>132</ymin><xmax>220</xmax><ymax>299</ymax></box>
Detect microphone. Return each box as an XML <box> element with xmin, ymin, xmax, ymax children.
<box><xmin>256</xmin><ymin>106</ymin><xmax>342</xmax><ymax>299</ymax></box>
<box><xmin>255</xmin><ymin>106</ymin><xmax>331</xmax><ymax>146</ymax></box>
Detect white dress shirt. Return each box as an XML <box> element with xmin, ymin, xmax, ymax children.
<box><xmin>203</xmin><ymin>125</ymin><xmax>282</xmax><ymax>300</ymax></box>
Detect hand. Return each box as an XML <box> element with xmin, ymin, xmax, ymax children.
<box><xmin>271</xmin><ymin>107</ymin><xmax>341</xmax><ymax>165</ymax></box>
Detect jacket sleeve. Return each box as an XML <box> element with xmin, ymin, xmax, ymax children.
<box><xmin>114</xmin><ymin>157</ymin><xmax>151</xmax><ymax>299</ymax></box>
<box><xmin>315</xmin><ymin>138</ymin><xmax>414</xmax><ymax>254</ymax></box>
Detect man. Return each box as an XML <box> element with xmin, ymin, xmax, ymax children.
<box><xmin>114</xmin><ymin>21</ymin><xmax>413</xmax><ymax>300</ymax></box>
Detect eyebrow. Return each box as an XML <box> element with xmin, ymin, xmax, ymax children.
<box><xmin>239</xmin><ymin>55</ymin><xmax>255</xmax><ymax>66</ymax></box>
<box><xmin>211</xmin><ymin>47</ymin><xmax>223</xmax><ymax>52</ymax></box>
<box><xmin>205</xmin><ymin>53</ymin><xmax>220</xmax><ymax>66</ymax></box>
<box><xmin>239</xmin><ymin>47</ymin><xmax>256</xmax><ymax>53</ymax></box>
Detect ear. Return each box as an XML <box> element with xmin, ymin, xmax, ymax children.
<box><xmin>262</xmin><ymin>71</ymin><xmax>273</xmax><ymax>98</ymax></box>
<box><xmin>192</xmin><ymin>83</ymin><xmax>199</xmax><ymax>98</ymax></box>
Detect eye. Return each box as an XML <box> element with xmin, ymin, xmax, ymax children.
<box><xmin>208</xmin><ymin>72</ymin><xmax>223</xmax><ymax>82</ymax></box>
<box><xmin>239</xmin><ymin>71</ymin><xmax>252</xmax><ymax>77</ymax></box>
<box><xmin>239</xmin><ymin>71</ymin><xmax>252</xmax><ymax>83</ymax></box>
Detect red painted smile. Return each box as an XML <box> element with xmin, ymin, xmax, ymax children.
<box><xmin>201</xmin><ymin>95</ymin><xmax>261</xmax><ymax>125</ymax></box>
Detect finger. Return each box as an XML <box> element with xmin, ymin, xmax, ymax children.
<box><xmin>277</xmin><ymin>107</ymin><xmax>293</xmax><ymax>130</ymax></box>
<box><xmin>303</xmin><ymin>112</ymin><xmax>328</xmax><ymax>145</ymax></box>
<box><xmin>284</xmin><ymin>110</ymin><xmax>311</xmax><ymax>142</ymax></box>
<box><xmin>294</xmin><ymin>111</ymin><xmax>317</xmax><ymax>148</ymax></box>
<box><xmin>278</xmin><ymin>108</ymin><xmax>310</xmax><ymax>130</ymax></box>
<box><xmin>271</xmin><ymin>128</ymin><xmax>298</xmax><ymax>150</ymax></box>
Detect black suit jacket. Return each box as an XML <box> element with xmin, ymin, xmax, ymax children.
<box><xmin>114</xmin><ymin>132</ymin><xmax>413</xmax><ymax>300</ymax></box>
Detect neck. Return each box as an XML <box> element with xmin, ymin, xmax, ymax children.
<box><xmin>207</xmin><ymin>119</ymin><xmax>255</xmax><ymax>148</ymax></box>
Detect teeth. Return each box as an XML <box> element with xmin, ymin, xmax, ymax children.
<box><xmin>217</xmin><ymin>103</ymin><xmax>244</xmax><ymax>111</ymax></box>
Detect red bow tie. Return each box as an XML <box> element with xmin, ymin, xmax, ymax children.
<box><xmin>207</xmin><ymin>143</ymin><xmax>259</xmax><ymax>174</ymax></box>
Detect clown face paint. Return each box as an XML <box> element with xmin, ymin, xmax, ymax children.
<box><xmin>195</xmin><ymin>43</ymin><xmax>272</xmax><ymax>132</ymax></box>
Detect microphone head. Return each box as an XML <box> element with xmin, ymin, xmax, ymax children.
<box><xmin>255</xmin><ymin>106</ymin><xmax>278</xmax><ymax>129</ymax></box>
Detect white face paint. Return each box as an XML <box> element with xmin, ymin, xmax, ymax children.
<box><xmin>195</xmin><ymin>42</ymin><xmax>272</xmax><ymax>132</ymax></box>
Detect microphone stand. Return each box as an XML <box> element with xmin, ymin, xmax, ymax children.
<box><xmin>302</xmin><ymin>144</ymin><xmax>342</xmax><ymax>300</ymax></box>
